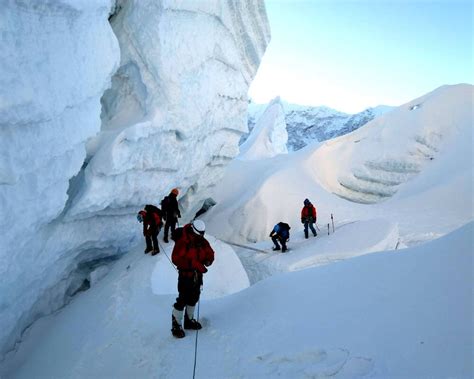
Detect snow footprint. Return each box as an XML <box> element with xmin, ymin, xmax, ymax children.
<box><xmin>255</xmin><ymin>348</ymin><xmax>373</xmax><ymax>378</ymax></box>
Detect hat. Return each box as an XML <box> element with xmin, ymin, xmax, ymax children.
<box><xmin>137</xmin><ymin>210</ymin><xmax>146</xmax><ymax>223</ymax></box>
<box><xmin>171</xmin><ymin>188</ymin><xmax>179</xmax><ymax>196</ymax></box>
<box><xmin>304</xmin><ymin>198</ymin><xmax>310</xmax><ymax>205</ymax></box>
<box><xmin>191</xmin><ymin>219</ymin><xmax>206</xmax><ymax>236</ymax></box>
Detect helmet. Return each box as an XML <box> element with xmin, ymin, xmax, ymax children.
<box><xmin>191</xmin><ymin>219</ymin><xmax>206</xmax><ymax>236</ymax></box>
<box><xmin>137</xmin><ymin>211</ymin><xmax>146</xmax><ymax>223</ymax></box>
<box><xmin>304</xmin><ymin>198</ymin><xmax>310</xmax><ymax>205</ymax></box>
<box><xmin>171</xmin><ymin>188</ymin><xmax>179</xmax><ymax>196</ymax></box>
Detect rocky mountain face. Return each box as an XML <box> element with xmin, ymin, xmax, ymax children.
<box><xmin>245</xmin><ymin>103</ymin><xmax>394</xmax><ymax>151</ymax></box>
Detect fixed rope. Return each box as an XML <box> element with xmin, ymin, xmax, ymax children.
<box><xmin>157</xmin><ymin>240</ymin><xmax>177</xmax><ymax>272</ymax></box>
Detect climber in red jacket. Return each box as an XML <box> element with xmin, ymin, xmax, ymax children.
<box><xmin>301</xmin><ymin>198</ymin><xmax>317</xmax><ymax>239</ymax></box>
<box><xmin>171</xmin><ymin>219</ymin><xmax>214</xmax><ymax>338</ymax></box>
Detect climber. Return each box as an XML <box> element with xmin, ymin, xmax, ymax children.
<box><xmin>137</xmin><ymin>204</ymin><xmax>163</xmax><ymax>255</ymax></box>
<box><xmin>171</xmin><ymin>219</ymin><xmax>214</xmax><ymax>338</ymax></box>
<box><xmin>301</xmin><ymin>198</ymin><xmax>317</xmax><ymax>239</ymax></box>
<box><xmin>269</xmin><ymin>222</ymin><xmax>291</xmax><ymax>252</ymax></box>
<box><xmin>161</xmin><ymin>188</ymin><xmax>181</xmax><ymax>243</ymax></box>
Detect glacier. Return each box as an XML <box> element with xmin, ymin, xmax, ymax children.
<box><xmin>0</xmin><ymin>0</ymin><xmax>270</xmax><ymax>360</ymax></box>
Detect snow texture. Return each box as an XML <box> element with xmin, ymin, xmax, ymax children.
<box><xmin>0</xmin><ymin>0</ymin><xmax>270</xmax><ymax>360</ymax></box>
<box><xmin>206</xmin><ymin>84</ymin><xmax>473</xmax><ymax>245</ymax></box>
<box><xmin>0</xmin><ymin>83</ymin><xmax>472</xmax><ymax>378</ymax></box>
<box><xmin>239</xmin><ymin>96</ymin><xmax>288</xmax><ymax>160</ymax></box>
<box><xmin>1</xmin><ymin>221</ymin><xmax>471</xmax><ymax>378</ymax></box>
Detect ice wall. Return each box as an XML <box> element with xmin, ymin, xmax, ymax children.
<box><xmin>0</xmin><ymin>0</ymin><xmax>120</xmax><ymax>360</ymax></box>
<box><xmin>0</xmin><ymin>0</ymin><xmax>270</xmax><ymax>361</ymax></box>
<box><xmin>69</xmin><ymin>0</ymin><xmax>271</xmax><ymax>219</ymax></box>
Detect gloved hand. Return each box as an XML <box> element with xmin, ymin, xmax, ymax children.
<box><xmin>204</xmin><ymin>260</ymin><xmax>212</xmax><ymax>267</ymax></box>
<box><xmin>301</xmin><ymin>218</ymin><xmax>305</xmax><ymax>224</ymax></box>
<box><xmin>192</xmin><ymin>260</ymin><xmax>208</xmax><ymax>273</ymax></box>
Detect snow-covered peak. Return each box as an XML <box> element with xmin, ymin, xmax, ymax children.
<box><xmin>239</xmin><ymin>96</ymin><xmax>288</xmax><ymax>160</ymax></box>
<box><xmin>245</xmin><ymin>100</ymin><xmax>394</xmax><ymax>151</ymax></box>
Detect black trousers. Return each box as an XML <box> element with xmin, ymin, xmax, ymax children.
<box><xmin>272</xmin><ymin>235</ymin><xmax>287</xmax><ymax>250</ymax></box>
<box><xmin>164</xmin><ymin>217</ymin><xmax>177</xmax><ymax>239</ymax></box>
<box><xmin>145</xmin><ymin>230</ymin><xmax>159</xmax><ymax>251</ymax></box>
<box><xmin>173</xmin><ymin>272</ymin><xmax>202</xmax><ymax>311</ymax></box>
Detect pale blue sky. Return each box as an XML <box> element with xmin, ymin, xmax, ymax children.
<box><xmin>249</xmin><ymin>0</ymin><xmax>473</xmax><ymax>113</ymax></box>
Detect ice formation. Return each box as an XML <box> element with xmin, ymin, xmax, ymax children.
<box><xmin>0</xmin><ymin>0</ymin><xmax>270</xmax><ymax>359</ymax></box>
<box><xmin>205</xmin><ymin>84</ymin><xmax>473</xmax><ymax>244</ymax></box>
<box><xmin>239</xmin><ymin>96</ymin><xmax>288</xmax><ymax>160</ymax></box>
<box><xmin>312</xmin><ymin>84</ymin><xmax>474</xmax><ymax>204</ymax></box>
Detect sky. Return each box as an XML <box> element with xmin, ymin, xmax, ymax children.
<box><xmin>249</xmin><ymin>0</ymin><xmax>473</xmax><ymax>113</ymax></box>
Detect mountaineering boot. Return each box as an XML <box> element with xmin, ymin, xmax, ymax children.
<box><xmin>282</xmin><ymin>247</ymin><xmax>288</xmax><ymax>252</ymax></box>
<box><xmin>151</xmin><ymin>249</ymin><xmax>160</xmax><ymax>256</ymax></box>
<box><xmin>304</xmin><ymin>231</ymin><xmax>308</xmax><ymax>239</ymax></box>
<box><xmin>144</xmin><ymin>248</ymin><xmax>153</xmax><ymax>254</ymax></box>
<box><xmin>313</xmin><ymin>232</ymin><xmax>317</xmax><ymax>237</ymax></box>
<box><xmin>272</xmin><ymin>246</ymin><xmax>281</xmax><ymax>251</ymax></box>
<box><xmin>163</xmin><ymin>236</ymin><xmax>169</xmax><ymax>243</ymax></box>
<box><xmin>184</xmin><ymin>306</ymin><xmax>202</xmax><ymax>330</ymax></box>
<box><xmin>171</xmin><ymin>308</ymin><xmax>185</xmax><ymax>338</ymax></box>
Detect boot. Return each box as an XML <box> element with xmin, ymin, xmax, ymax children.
<box><xmin>272</xmin><ymin>246</ymin><xmax>281</xmax><ymax>251</ymax></box>
<box><xmin>313</xmin><ymin>232</ymin><xmax>317</xmax><ymax>237</ymax></box>
<box><xmin>171</xmin><ymin>309</ymin><xmax>185</xmax><ymax>338</ymax></box>
<box><xmin>151</xmin><ymin>249</ymin><xmax>160</xmax><ymax>256</ymax></box>
<box><xmin>184</xmin><ymin>306</ymin><xmax>202</xmax><ymax>330</ymax></box>
<box><xmin>144</xmin><ymin>247</ymin><xmax>153</xmax><ymax>254</ymax></box>
<box><xmin>163</xmin><ymin>236</ymin><xmax>169</xmax><ymax>243</ymax></box>
<box><xmin>304</xmin><ymin>231</ymin><xmax>308</xmax><ymax>239</ymax></box>
<box><xmin>282</xmin><ymin>246</ymin><xmax>288</xmax><ymax>252</ymax></box>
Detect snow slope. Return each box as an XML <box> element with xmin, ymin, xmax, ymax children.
<box><xmin>206</xmin><ymin>84</ymin><xmax>473</xmax><ymax>246</ymax></box>
<box><xmin>2</xmin><ymin>222</ymin><xmax>471</xmax><ymax>378</ymax></box>
<box><xmin>1</xmin><ymin>83</ymin><xmax>472</xmax><ymax>377</ymax></box>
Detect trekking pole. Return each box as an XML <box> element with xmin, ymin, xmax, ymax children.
<box><xmin>327</xmin><ymin>223</ymin><xmax>330</xmax><ymax>235</ymax></box>
<box><xmin>331</xmin><ymin>214</ymin><xmax>335</xmax><ymax>233</ymax></box>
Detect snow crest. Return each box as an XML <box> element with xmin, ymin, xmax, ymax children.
<box><xmin>239</xmin><ymin>96</ymin><xmax>288</xmax><ymax>160</ymax></box>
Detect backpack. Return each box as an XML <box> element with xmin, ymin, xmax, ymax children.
<box><xmin>277</xmin><ymin>222</ymin><xmax>291</xmax><ymax>240</ymax></box>
<box><xmin>144</xmin><ymin>204</ymin><xmax>163</xmax><ymax>226</ymax></box>
<box><xmin>278</xmin><ymin>222</ymin><xmax>291</xmax><ymax>231</ymax></box>
<box><xmin>160</xmin><ymin>196</ymin><xmax>170</xmax><ymax>213</ymax></box>
<box><xmin>171</xmin><ymin>227</ymin><xmax>184</xmax><ymax>242</ymax></box>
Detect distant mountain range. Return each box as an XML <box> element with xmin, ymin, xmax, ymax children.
<box><xmin>244</xmin><ymin>100</ymin><xmax>395</xmax><ymax>151</ymax></box>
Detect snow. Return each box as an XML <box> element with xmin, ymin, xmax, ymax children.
<box><xmin>1</xmin><ymin>221</ymin><xmax>471</xmax><ymax>378</ymax></box>
<box><xmin>0</xmin><ymin>0</ymin><xmax>270</xmax><ymax>361</ymax></box>
<box><xmin>245</xmin><ymin>99</ymin><xmax>395</xmax><ymax>151</ymax></box>
<box><xmin>1</xmin><ymin>82</ymin><xmax>472</xmax><ymax>377</ymax></box>
<box><xmin>0</xmin><ymin>0</ymin><xmax>120</xmax><ymax>361</ymax></box>
<box><xmin>239</xmin><ymin>96</ymin><xmax>288</xmax><ymax>160</ymax></box>
<box><xmin>206</xmin><ymin>84</ymin><xmax>473</xmax><ymax>246</ymax></box>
